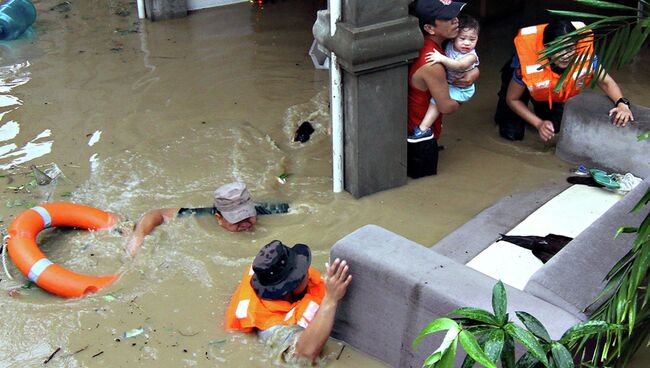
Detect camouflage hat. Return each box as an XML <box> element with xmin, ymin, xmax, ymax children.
<box><xmin>213</xmin><ymin>182</ymin><xmax>256</xmax><ymax>224</ymax></box>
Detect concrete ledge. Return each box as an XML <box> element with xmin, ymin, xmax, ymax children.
<box><xmin>557</xmin><ymin>92</ymin><xmax>650</xmax><ymax>178</ymax></box>
<box><xmin>526</xmin><ymin>177</ymin><xmax>649</xmax><ymax>318</ymax></box>
<box><xmin>433</xmin><ymin>185</ymin><xmax>568</xmax><ymax>264</ymax></box>
<box><xmin>331</xmin><ymin>225</ymin><xmax>582</xmax><ymax>367</ymax></box>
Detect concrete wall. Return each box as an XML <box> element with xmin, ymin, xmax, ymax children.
<box><xmin>557</xmin><ymin>92</ymin><xmax>650</xmax><ymax>179</ymax></box>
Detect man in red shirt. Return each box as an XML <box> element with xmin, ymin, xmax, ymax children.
<box><xmin>409</xmin><ymin>1</ymin><xmax>464</xmax><ymax>139</ymax></box>
<box><xmin>407</xmin><ymin>0</ymin><xmax>479</xmax><ymax>176</ymax></box>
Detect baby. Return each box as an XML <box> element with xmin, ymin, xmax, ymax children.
<box><xmin>408</xmin><ymin>15</ymin><xmax>480</xmax><ymax>142</ymax></box>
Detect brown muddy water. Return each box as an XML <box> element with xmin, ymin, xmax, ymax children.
<box><xmin>0</xmin><ymin>0</ymin><xmax>648</xmax><ymax>367</ymax></box>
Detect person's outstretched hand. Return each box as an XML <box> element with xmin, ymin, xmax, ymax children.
<box><xmin>323</xmin><ymin>258</ymin><xmax>352</xmax><ymax>303</ymax></box>
<box><xmin>608</xmin><ymin>104</ymin><xmax>634</xmax><ymax>127</ymax></box>
<box><xmin>536</xmin><ymin>120</ymin><xmax>555</xmax><ymax>142</ymax></box>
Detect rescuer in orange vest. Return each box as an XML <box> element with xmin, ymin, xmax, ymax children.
<box><xmin>224</xmin><ymin>240</ymin><xmax>352</xmax><ymax>364</ymax></box>
<box><xmin>495</xmin><ymin>20</ymin><xmax>634</xmax><ymax>142</ymax></box>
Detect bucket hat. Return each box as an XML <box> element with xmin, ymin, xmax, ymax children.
<box><xmin>250</xmin><ymin>240</ymin><xmax>311</xmax><ymax>300</ymax></box>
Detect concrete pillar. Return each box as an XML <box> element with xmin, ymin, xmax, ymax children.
<box><xmin>145</xmin><ymin>0</ymin><xmax>188</xmax><ymax>21</ymax></box>
<box><xmin>313</xmin><ymin>1</ymin><xmax>422</xmax><ymax>198</ymax></box>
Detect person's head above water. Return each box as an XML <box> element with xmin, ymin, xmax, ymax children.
<box><xmin>213</xmin><ymin>181</ymin><xmax>257</xmax><ymax>232</ymax></box>
<box><xmin>413</xmin><ymin>0</ymin><xmax>466</xmax><ymax>37</ymax></box>
<box><xmin>250</xmin><ymin>240</ymin><xmax>311</xmax><ymax>301</ymax></box>
<box><xmin>543</xmin><ymin>19</ymin><xmax>578</xmax><ymax>69</ymax></box>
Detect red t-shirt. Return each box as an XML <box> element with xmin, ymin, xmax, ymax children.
<box><xmin>408</xmin><ymin>37</ymin><xmax>445</xmax><ymax>138</ymax></box>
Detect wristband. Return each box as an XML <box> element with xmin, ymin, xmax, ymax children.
<box><xmin>615</xmin><ymin>97</ymin><xmax>630</xmax><ymax>107</ymax></box>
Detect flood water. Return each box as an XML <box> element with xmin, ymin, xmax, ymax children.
<box><xmin>0</xmin><ymin>0</ymin><xmax>648</xmax><ymax>367</ymax></box>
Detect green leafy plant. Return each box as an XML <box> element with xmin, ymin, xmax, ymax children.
<box><xmin>571</xmin><ymin>131</ymin><xmax>649</xmax><ymax>368</ymax></box>
<box><xmin>413</xmin><ymin>281</ymin><xmax>621</xmax><ymax>368</ymax></box>
<box><xmin>539</xmin><ymin>2</ymin><xmax>650</xmax><ymax>365</ymax></box>
<box><xmin>539</xmin><ymin>0</ymin><xmax>650</xmax><ymax>92</ymax></box>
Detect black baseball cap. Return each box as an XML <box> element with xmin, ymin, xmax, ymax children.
<box><xmin>414</xmin><ymin>0</ymin><xmax>466</xmax><ymax>23</ymax></box>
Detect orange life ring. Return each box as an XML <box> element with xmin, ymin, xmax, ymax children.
<box><xmin>7</xmin><ymin>202</ymin><xmax>119</xmax><ymax>298</ymax></box>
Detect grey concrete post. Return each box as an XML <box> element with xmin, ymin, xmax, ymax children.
<box><xmin>313</xmin><ymin>1</ymin><xmax>422</xmax><ymax>198</ymax></box>
<box><xmin>145</xmin><ymin>0</ymin><xmax>188</xmax><ymax>21</ymax></box>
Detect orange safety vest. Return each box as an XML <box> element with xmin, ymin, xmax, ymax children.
<box><xmin>514</xmin><ymin>22</ymin><xmax>594</xmax><ymax>107</ymax></box>
<box><xmin>224</xmin><ymin>266</ymin><xmax>326</xmax><ymax>332</ymax></box>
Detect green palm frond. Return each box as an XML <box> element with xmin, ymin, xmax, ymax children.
<box><xmin>539</xmin><ymin>2</ymin><xmax>650</xmax><ymax>93</ymax></box>
<box><xmin>538</xmin><ymin>6</ymin><xmax>650</xmax><ymax>367</ymax></box>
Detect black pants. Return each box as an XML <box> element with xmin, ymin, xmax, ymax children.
<box><xmin>494</xmin><ymin>58</ymin><xmax>564</xmax><ymax>141</ymax></box>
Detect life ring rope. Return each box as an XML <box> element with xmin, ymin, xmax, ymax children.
<box><xmin>1</xmin><ymin>232</ymin><xmax>13</xmax><ymax>280</ymax></box>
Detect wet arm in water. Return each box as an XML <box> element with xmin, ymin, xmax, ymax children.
<box><xmin>126</xmin><ymin>207</ymin><xmax>179</xmax><ymax>257</ymax></box>
<box><xmin>295</xmin><ymin>259</ymin><xmax>352</xmax><ymax>362</ymax></box>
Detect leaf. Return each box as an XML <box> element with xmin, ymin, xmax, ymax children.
<box><xmin>515</xmin><ymin>352</ymin><xmax>540</xmax><ymax>368</ymax></box>
<box><xmin>501</xmin><ymin>335</ymin><xmax>516</xmax><ymax>368</ymax></box>
<box><xmin>515</xmin><ymin>311</ymin><xmax>552</xmax><ymax>343</ymax></box>
<box><xmin>459</xmin><ymin>330</ymin><xmax>497</xmax><ymax>368</ymax></box>
<box><xmin>277</xmin><ymin>172</ymin><xmax>293</xmax><ymax>180</ymax></box>
<box><xmin>423</xmin><ymin>350</ymin><xmax>443</xmax><ymax>367</ymax></box>
<box><xmin>460</xmin><ymin>354</ymin><xmax>476</xmax><ymax>368</ymax></box>
<box><xmin>551</xmin><ymin>343</ymin><xmax>574</xmax><ymax>368</ymax></box>
<box><xmin>630</xmin><ymin>188</ymin><xmax>650</xmax><ymax>212</ymax></box>
<box><xmin>574</xmin><ymin>0</ymin><xmax>640</xmax><ymax>12</ymax></box>
<box><xmin>615</xmin><ymin>226</ymin><xmax>638</xmax><ymax>238</ymax></box>
<box><xmin>560</xmin><ymin>320</ymin><xmax>621</xmax><ymax>344</ymax></box>
<box><xmin>451</xmin><ymin>307</ymin><xmax>499</xmax><ymax>325</ymax></box>
<box><xmin>438</xmin><ymin>337</ymin><xmax>458</xmax><ymax>368</ymax></box>
<box><xmin>638</xmin><ymin>131</ymin><xmax>650</xmax><ymax>141</ymax></box>
<box><xmin>504</xmin><ymin>323</ymin><xmax>549</xmax><ymax>367</ymax></box>
<box><xmin>483</xmin><ymin>329</ymin><xmax>505</xmax><ymax>363</ymax></box>
<box><xmin>547</xmin><ymin>10</ymin><xmax>608</xmax><ymax>19</ymax></box>
<box><xmin>492</xmin><ymin>281</ymin><xmax>508</xmax><ymax>324</ymax></box>
<box><xmin>413</xmin><ymin>317</ymin><xmax>459</xmax><ymax>351</ymax></box>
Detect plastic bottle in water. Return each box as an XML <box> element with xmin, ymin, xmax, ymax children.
<box><xmin>0</xmin><ymin>0</ymin><xmax>37</xmax><ymax>41</ymax></box>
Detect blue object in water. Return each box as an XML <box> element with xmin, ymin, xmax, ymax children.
<box><xmin>0</xmin><ymin>0</ymin><xmax>36</xmax><ymax>41</ymax></box>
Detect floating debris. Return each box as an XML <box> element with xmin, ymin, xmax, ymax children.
<box><xmin>8</xmin><ymin>288</ymin><xmax>21</xmax><ymax>297</ymax></box>
<box><xmin>294</xmin><ymin>121</ymin><xmax>315</xmax><ymax>143</ymax></box>
<box><xmin>50</xmin><ymin>1</ymin><xmax>72</xmax><ymax>13</ymax></box>
<box><xmin>177</xmin><ymin>328</ymin><xmax>200</xmax><ymax>337</ymax></box>
<box><xmin>91</xmin><ymin>351</ymin><xmax>104</xmax><ymax>358</ymax></box>
<box><xmin>115</xmin><ymin>9</ymin><xmax>130</xmax><ymax>17</ymax></box>
<box><xmin>103</xmin><ymin>294</ymin><xmax>117</xmax><ymax>302</ymax></box>
<box><xmin>123</xmin><ymin>328</ymin><xmax>145</xmax><ymax>339</ymax></box>
<box><xmin>43</xmin><ymin>347</ymin><xmax>61</xmax><ymax>364</ymax></box>
<box><xmin>113</xmin><ymin>28</ymin><xmax>138</xmax><ymax>35</ymax></box>
<box><xmin>30</xmin><ymin>165</ymin><xmax>53</xmax><ymax>185</ymax></box>
<box><xmin>336</xmin><ymin>344</ymin><xmax>346</xmax><ymax>360</ymax></box>
<box><xmin>277</xmin><ymin>173</ymin><xmax>292</xmax><ymax>184</ymax></box>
